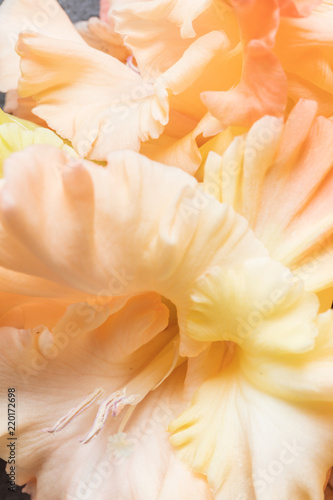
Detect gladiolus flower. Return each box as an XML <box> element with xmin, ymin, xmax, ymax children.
<box><xmin>200</xmin><ymin>98</ymin><xmax>333</xmax><ymax>311</ymax></box>
<box><xmin>1</xmin><ymin>1</ymin><xmax>333</xmax><ymax>499</ymax></box>
<box><xmin>0</xmin><ymin>0</ymin><xmax>332</xmax><ymax>173</ymax></box>
<box><xmin>0</xmin><ymin>127</ymin><xmax>333</xmax><ymax>498</ymax></box>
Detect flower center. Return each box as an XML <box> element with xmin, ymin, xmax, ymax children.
<box><xmin>126</xmin><ymin>55</ymin><xmax>140</xmax><ymax>74</ymax></box>
<box><xmin>45</xmin><ymin>337</ymin><xmax>184</xmax><ymax>444</ymax></box>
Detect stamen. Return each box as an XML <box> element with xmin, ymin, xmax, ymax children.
<box><xmin>80</xmin><ymin>389</ymin><xmax>139</xmax><ymax>444</ymax></box>
<box><xmin>45</xmin><ymin>388</ymin><xmax>104</xmax><ymax>434</ymax></box>
<box><xmin>126</xmin><ymin>55</ymin><xmax>140</xmax><ymax>74</ymax></box>
<box><xmin>44</xmin><ymin>337</ymin><xmax>184</xmax><ymax>445</ymax></box>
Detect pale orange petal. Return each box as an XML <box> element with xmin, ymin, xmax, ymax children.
<box><xmin>100</xmin><ymin>0</ymin><xmax>111</xmax><ymax>22</ymax></box>
<box><xmin>4</xmin><ymin>90</ymin><xmax>47</xmax><ymax>127</ymax></box>
<box><xmin>0</xmin><ymin>0</ymin><xmax>82</xmax><ymax>91</ymax></box>
<box><xmin>17</xmin><ymin>32</ymin><xmax>169</xmax><ymax>159</ymax></box>
<box><xmin>75</xmin><ymin>17</ymin><xmax>130</xmax><ymax>61</ymax></box>
<box><xmin>279</xmin><ymin>0</ymin><xmax>322</xmax><ymax>17</ymax></box>
<box><xmin>0</xmin><ymin>293</ymin><xmax>212</xmax><ymax>499</ymax></box>
<box><xmin>202</xmin><ymin>42</ymin><xmax>288</xmax><ymax>128</ymax></box>
<box><xmin>0</xmin><ymin>145</ymin><xmax>267</xmax><ymax>356</ymax></box>
<box><xmin>276</xmin><ymin>4</ymin><xmax>333</xmax><ymax>115</ymax></box>
<box><xmin>202</xmin><ymin>99</ymin><xmax>333</xmax><ymax>294</ymax></box>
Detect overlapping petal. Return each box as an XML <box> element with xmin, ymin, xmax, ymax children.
<box><xmin>0</xmin><ymin>0</ymin><xmax>83</xmax><ymax>92</ymax></box>
<box><xmin>111</xmin><ymin>0</ymin><xmax>224</xmax><ymax>78</ymax></box>
<box><xmin>0</xmin><ymin>292</ymin><xmax>213</xmax><ymax>499</ymax></box>
<box><xmin>16</xmin><ymin>27</ymin><xmax>225</xmax><ymax>160</ymax></box>
<box><xmin>16</xmin><ymin>32</ymin><xmax>169</xmax><ymax>159</ymax></box>
<box><xmin>75</xmin><ymin>17</ymin><xmax>130</xmax><ymax>60</ymax></box>
<box><xmin>170</xmin><ymin>255</ymin><xmax>333</xmax><ymax>499</ymax></box>
<box><xmin>0</xmin><ymin>109</ymin><xmax>77</xmax><ymax>176</ymax></box>
<box><xmin>0</xmin><ymin>2</ymin><xmax>332</xmax><ymax>499</ymax></box>
<box><xmin>170</xmin><ymin>336</ymin><xmax>333</xmax><ymax>500</ymax></box>
<box><xmin>0</xmin><ymin>145</ymin><xmax>268</xmax><ymax>355</ymax></box>
<box><xmin>276</xmin><ymin>2</ymin><xmax>333</xmax><ymax>116</ymax></box>
<box><xmin>202</xmin><ymin>99</ymin><xmax>333</xmax><ymax>296</ymax></box>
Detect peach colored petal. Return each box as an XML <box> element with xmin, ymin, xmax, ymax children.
<box><xmin>140</xmin><ymin>130</ymin><xmax>201</xmax><ymax>175</ymax></box>
<box><xmin>111</xmin><ymin>0</ymin><xmax>230</xmax><ymax>78</ymax></box>
<box><xmin>16</xmin><ymin>28</ymin><xmax>224</xmax><ymax>160</ymax></box>
<box><xmin>75</xmin><ymin>17</ymin><xmax>130</xmax><ymax>60</ymax></box>
<box><xmin>17</xmin><ymin>32</ymin><xmax>169</xmax><ymax>159</ymax></box>
<box><xmin>201</xmin><ymin>42</ymin><xmax>288</xmax><ymax>128</ymax></box>
<box><xmin>100</xmin><ymin>0</ymin><xmax>111</xmax><ymax>23</ymax></box>
<box><xmin>0</xmin><ymin>294</ymin><xmax>212</xmax><ymax>499</ymax></box>
<box><xmin>0</xmin><ymin>145</ymin><xmax>268</xmax><ymax>356</ymax></box>
<box><xmin>286</xmin><ymin>74</ymin><xmax>333</xmax><ymax>118</ymax></box>
<box><xmin>111</xmin><ymin>0</ymin><xmax>242</xmax><ymax>128</ymax></box>
<box><xmin>157</xmin><ymin>31</ymin><xmax>227</xmax><ymax>96</ymax></box>
<box><xmin>0</xmin><ymin>267</ymin><xmax>79</xmax><ymax>298</ymax></box>
<box><xmin>279</xmin><ymin>0</ymin><xmax>322</xmax><ymax>17</ymax></box>
<box><xmin>202</xmin><ymin>99</ymin><xmax>333</xmax><ymax>295</ymax></box>
<box><xmin>115</xmin><ymin>0</ymin><xmax>214</xmax><ymax>40</ymax></box>
<box><xmin>4</xmin><ymin>90</ymin><xmax>47</xmax><ymax>127</ymax></box>
<box><xmin>275</xmin><ymin>5</ymin><xmax>333</xmax><ymax>115</ymax></box>
<box><xmin>0</xmin><ymin>0</ymin><xmax>83</xmax><ymax>92</ymax></box>
<box><xmin>140</xmin><ymin>112</ymin><xmax>220</xmax><ymax>175</ymax></box>
<box><xmin>230</xmin><ymin>0</ymin><xmax>280</xmax><ymax>47</ymax></box>
<box><xmin>159</xmin><ymin>0</ymin><xmax>213</xmax><ymax>39</ymax></box>
<box><xmin>200</xmin><ymin>0</ymin><xmax>288</xmax><ymax>128</ymax></box>
<box><xmin>166</xmin><ymin>39</ymin><xmax>242</xmax><ymax>124</ymax></box>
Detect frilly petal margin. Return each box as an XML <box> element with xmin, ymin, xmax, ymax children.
<box><xmin>169</xmin><ymin>334</ymin><xmax>333</xmax><ymax>500</ymax></box>
<box><xmin>16</xmin><ymin>29</ymin><xmax>225</xmax><ymax>161</ymax></box>
<box><xmin>170</xmin><ymin>281</ymin><xmax>333</xmax><ymax>499</ymax></box>
<box><xmin>0</xmin><ymin>293</ymin><xmax>213</xmax><ymax>500</ymax></box>
<box><xmin>202</xmin><ymin>99</ymin><xmax>333</xmax><ymax>297</ymax></box>
<box><xmin>16</xmin><ymin>32</ymin><xmax>169</xmax><ymax>160</ymax></box>
<box><xmin>0</xmin><ymin>145</ymin><xmax>268</xmax><ymax>356</ymax></box>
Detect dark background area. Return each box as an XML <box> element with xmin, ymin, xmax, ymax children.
<box><xmin>0</xmin><ymin>2</ymin><xmax>98</xmax><ymax>497</ymax></box>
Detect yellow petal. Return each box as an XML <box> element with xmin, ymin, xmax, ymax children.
<box><xmin>0</xmin><ymin>107</ymin><xmax>38</xmax><ymax>131</ymax></box>
<box><xmin>170</xmin><ymin>340</ymin><xmax>333</xmax><ymax>499</ymax></box>
<box><xmin>4</xmin><ymin>90</ymin><xmax>47</xmax><ymax>127</ymax></box>
<box><xmin>187</xmin><ymin>257</ymin><xmax>319</xmax><ymax>354</ymax></box>
<box><xmin>0</xmin><ymin>109</ymin><xmax>77</xmax><ymax>177</ymax></box>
